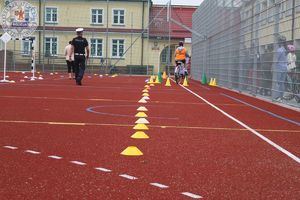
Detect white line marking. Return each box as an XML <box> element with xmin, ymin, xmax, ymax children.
<box><xmin>95</xmin><ymin>167</ymin><xmax>112</xmax><ymax>172</ymax></box>
<box><xmin>69</xmin><ymin>161</ymin><xmax>87</xmax><ymax>166</ymax></box>
<box><xmin>48</xmin><ymin>155</ymin><xmax>63</xmax><ymax>160</ymax></box>
<box><xmin>177</xmin><ymin>81</ymin><xmax>300</xmax><ymax>164</ymax></box>
<box><xmin>119</xmin><ymin>174</ymin><xmax>138</xmax><ymax>180</ymax></box>
<box><xmin>181</xmin><ymin>192</ymin><xmax>203</xmax><ymax>199</ymax></box>
<box><xmin>3</xmin><ymin>146</ymin><xmax>18</xmax><ymax>150</ymax></box>
<box><xmin>25</xmin><ymin>150</ymin><xmax>41</xmax><ymax>154</ymax></box>
<box><xmin>150</xmin><ymin>182</ymin><xmax>169</xmax><ymax>189</ymax></box>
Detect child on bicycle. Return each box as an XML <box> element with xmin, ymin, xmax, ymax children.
<box><xmin>174</xmin><ymin>41</ymin><xmax>189</xmax><ymax>76</ymax></box>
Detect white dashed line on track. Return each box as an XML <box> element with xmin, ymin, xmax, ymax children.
<box><xmin>181</xmin><ymin>192</ymin><xmax>203</xmax><ymax>199</ymax></box>
<box><xmin>95</xmin><ymin>167</ymin><xmax>112</xmax><ymax>172</ymax></box>
<box><xmin>3</xmin><ymin>146</ymin><xmax>18</xmax><ymax>150</ymax></box>
<box><xmin>2</xmin><ymin>145</ymin><xmax>204</xmax><ymax>198</ymax></box>
<box><xmin>48</xmin><ymin>155</ymin><xmax>63</xmax><ymax>160</ymax></box>
<box><xmin>25</xmin><ymin>150</ymin><xmax>41</xmax><ymax>154</ymax></box>
<box><xmin>119</xmin><ymin>174</ymin><xmax>138</xmax><ymax>180</ymax></box>
<box><xmin>69</xmin><ymin>161</ymin><xmax>87</xmax><ymax>166</ymax></box>
<box><xmin>150</xmin><ymin>182</ymin><xmax>169</xmax><ymax>189</ymax></box>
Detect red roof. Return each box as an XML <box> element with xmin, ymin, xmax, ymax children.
<box><xmin>149</xmin><ymin>5</ymin><xmax>197</xmax><ymax>39</ymax></box>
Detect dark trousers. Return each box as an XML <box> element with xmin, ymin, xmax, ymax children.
<box><xmin>66</xmin><ymin>60</ymin><xmax>74</xmax><ymax>73</ymax></box>
<box><xmin>74</xmin><ymin>55</ymin><xmax>86</xmax><ymax>83</ymax></box>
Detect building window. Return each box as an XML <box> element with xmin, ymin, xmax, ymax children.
<box><xmin>45</xmin><ymin>7</ymin><xmax>57</xmax><ymax>23</ymax></box>
<box><xmin>254</xmin><ymin>3</ymin><xmax>260</xmax><ymax>28</ymax></box>
<box><xmin>112</xmin><ymin>39</ymin><xmax>124</xmax><ymax>58</ymax></box>
<box><xmin>45</xmin><ymin>37</ymin><xmax>57</xmax><ymax>56</ymax></box>
<box><xmin>245</xmin><ymin>10</ymin><xmax>250</xmax><ymax>32</ymax></box>
<box><xmin>25</xmin><ymin>8</ymin><xmax>30</xmax><ymax>22</ymax></box>
<box><xmin>22</xmin><ymin>40</ymin><xmax>33</xmax><ymax>55</ymax></box>
<box><xmin>91</xmin><ymin>9</ymin><xmax>103</xmax><ymax>24</ymax></box>
<box><xmin>295</xmin><ymin>39</ymin><xmax>300</xmax><ymax>50</ymax></box>
<box><xmin>280</xmin><ymin>2</ymin><xmax>285</xmax><ymax>19</ymax></box>
<box><xmin>285</xmin><ymin>0</ymin><xmax>293</xmax><ymax>16</ymax></box>
<box><xmin>268</xmin><ymin>0</ymin><xmax>275</xmax><ymax>22</ymax></box>
<box><xmin>161</xmin><ymin>48</ymin><xmax>172</xmax><ymax>64</ymax></box>
<box><xmin>91</xmin><ymin>39</ymin><xmax>103</xmax><ymax>57</ymax></box>
<box><xmin>296</xmin><ymin>0</ymin><xmax>300</xmax><ymax>13</ymax></box>
<box><xmin>261</xmin><ymin>1</ymin><xmax>268</xmax><ymax>25</ymax></box>
<box><xmin>255</xmin><ymin>3</ymin><xmax>261</xmax><ymax>15</ymax></box>
<box><xmin>113</xmin><ymin>9</ymin><xmax>125</xmax><ymax>25</ymax></box>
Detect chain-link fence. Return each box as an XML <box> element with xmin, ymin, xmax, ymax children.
<box><xmin>192</xmin><ymin>0</ymin><xmax>300</xmax><ymax>108</ymax></box>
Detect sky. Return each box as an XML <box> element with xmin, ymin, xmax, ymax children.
<box><xmin>152</xmin><ymin>0</ymin><xmax>204</xmax><ymax>6</ymax></box>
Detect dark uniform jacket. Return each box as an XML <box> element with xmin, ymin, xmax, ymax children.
<box><xmin>71</xmin><ymin>36</ymin><xmax>88</xmax><ymax>55</ymax></box>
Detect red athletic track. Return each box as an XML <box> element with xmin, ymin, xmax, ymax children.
<box><xmin>0</xmin><ymin>72</ymin><xmax>299</xmax><ymax>200</ymax></box>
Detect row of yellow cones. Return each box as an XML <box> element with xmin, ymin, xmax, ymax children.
<box><xmin>165</xmin><ymin>76</ymin><xmax>189</xmax><ymax>87</ymax></box>
<box><xmin>148</xmin><ymin>73</ymin><xmax>189</xmax><ymax>87</ymax></box>
<box><xmin>120</xmin><ymin>73</ymin><xmax>191</xmax><ymax>156</ymax></box>
<box><xmin>120</xmin><ymin>84</ymin><xmax>152</xmax><ymax>156</ymax></box>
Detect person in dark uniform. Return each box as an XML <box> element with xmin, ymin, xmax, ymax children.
<box><xmin>70</xmin><ymin>28</ymin><xmax>89</xmax><ymax>85</ymax></box>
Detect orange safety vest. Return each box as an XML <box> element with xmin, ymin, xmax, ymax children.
<box><xmin>175</xmin><ymin>47</ymin><xmax>187</xmax><ymax>61</ymax></box>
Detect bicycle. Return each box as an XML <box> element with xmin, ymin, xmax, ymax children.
<box><xmin>283</xmin><ymin>68</ymin><xmax>300</xmax><ymax>103</ymax></box>
<box><xmin>175</xmin><ymin>61</ymin><xmax>187</xmax><ymax>84</ymax></box>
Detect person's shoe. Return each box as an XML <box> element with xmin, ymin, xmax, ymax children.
<box><xmin>76</xmin><ymin>80</ymin><xmax>82</xmax><ymax>85</ymax></box>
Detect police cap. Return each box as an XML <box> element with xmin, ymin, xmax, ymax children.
<box><xmin>76</xmin><ymin>28</ymin><xmax>84</xmax><ymax>32</ymax></box>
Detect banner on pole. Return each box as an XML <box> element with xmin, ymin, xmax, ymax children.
<box><xmin>0</xmin><ymin>32</ymin><xmax>12</xmax><ymax>43</ymax></box>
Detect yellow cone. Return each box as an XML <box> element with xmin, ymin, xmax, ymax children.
<box><xmin>154</xmin><ymin>75</ymin><xmax>160</xmax><ymax>84</ymax></box>
<box><xmin>209</xmin><ymin>78</ymin><xmax>213</xmax><ymax>86</ymax></box>
<box><xmin>137</xmin><ymin>106</ymin><xmax>148</xmax><ymax>112</ymax></box>
<box><xmin>120</xmin><ymin>146</ymin><xmax>143</xmax><ymax>156</ymax></box>
<box><xmin>142</xmin><ymin>96</ymin><xmax>150</xmax><ymax>100</ymax></box>
<box><xmin>142</xmin><ymin>93</ymin><xmax>149</xmax><ymax>97</ymax></box>
<box><xmin>162</xmin><ymin>71</ymin><xmax>167</xmax><ymax>79</ymax></box>
<box><xmin>148</xmin><ymin>77</ymin><xmax>155</xmax><ymax>84</ymax></box>
<box><xmin>165</xmin><ymin>77</ymin><xmax>171</xmax><ymax>87</ymax></box>
<box><xmin>131</xmin><ymin>131</ymin><xmax>149</xmax><ymax>139</ymax></box>
<box><xmin>138</xmin><ymin>98</ymin><xmax>147</xmax><ymax>103</ymax></box>
<box><xmin>183</xmin><ymin>77</ymin><xmax>189</xmax><ymax>86</ymax></box>
<box><xmin>135</xmin><ymin>118</ymin><xmax>149</xmax><ymax>124</ymax></box>
<box><xmin>133</xmin><ymin>123</ymin><xmax>149</xmax><ymax>130</ymax></box>
<box><xmin>212</xmin><ymin>78</ymin><xmax>217</xmax><ymax>86</ymax></box>
<box><xmin>135</xmin><ymin>112</ymin><xmax>147</xmax><ymax>118</ymax></box>
<box><xmin>142</xmin><ymin>89</ymin><xmax>149</xmax><ymax>93</ymax></box>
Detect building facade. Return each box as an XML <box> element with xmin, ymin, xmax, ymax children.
<box><xmin>149</xmin><ymin>5</ymin><xmax>196</xmax><ymax>74</ymax></box>
<box><xmin>0</xmin><ymin>0</ymin><xmax>196</xmax><ymax>74</ymax></box>
<box><xmin>0</xmin><ymin>0</ymin><xmax>150</xmax><ymax>72</ymax></box>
